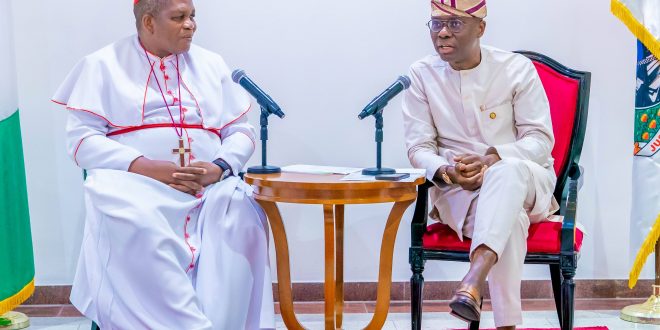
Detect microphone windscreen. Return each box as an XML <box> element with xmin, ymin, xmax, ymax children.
<box><xmin>231</xmin><ymin>69</ymin><xmax>246</xmax><ymax>84</ymax></box>
<box><xmin>398</xmin><ymin>75</ymin><xmax>412</xmax><ymax>89</ymax></box>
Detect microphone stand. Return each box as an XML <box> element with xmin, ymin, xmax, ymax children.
<box><xmin>362</xmin><ymin>107</ymin><xmax>396</xmax><ymax>176</ymax></box>
<box><xmin>248</xmin><ymin>106</ymin><xmax>281</xmax><ymax>174</ymax></box>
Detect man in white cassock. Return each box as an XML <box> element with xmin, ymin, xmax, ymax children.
<box><xmin>52</xmin><ymin>0</ymin><xmax>275</xmax><ymax>329</ymax></box>
<box><xmin>403</xmin><ymin>1</ymin><xmax>558</xmax><ymax>329</ymax></box>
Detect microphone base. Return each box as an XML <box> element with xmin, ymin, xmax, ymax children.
<box><xmin>248</xmin><ymin>165</ymin><xmax>282</xmax><ymax>175</ymax></box>
<box><xmin>362</xmin><ymin>167</ymin><xmax>396</xmax><ymax>176</ymax></box>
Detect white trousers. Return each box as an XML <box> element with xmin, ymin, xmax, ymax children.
<box><xmin>462</xmin><ymin>158</ymin><xmax>556</xmax><ymax>327</ymax></box>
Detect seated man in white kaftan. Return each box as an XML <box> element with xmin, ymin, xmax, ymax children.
<box><xmin>51</xmin><ymin>0</ymin><xmax>274</xmax><ymax>329</ymax></box>
<box><xmin>402</xmin><ymin>1</ymin><xmax>557</xmax><ymax>329</ymax></box>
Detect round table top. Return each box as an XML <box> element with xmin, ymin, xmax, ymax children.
<box><xmin>244</xmin><ymin>172</ymin><xmax>425</xmax><ymax>204</ymax></box>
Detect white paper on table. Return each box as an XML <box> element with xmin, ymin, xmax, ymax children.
<box><xmin>341</xmin><ymin>168</ymin><xmax>426</xmax><ymax>182</ymax></box>
<box><xmin>281</xmin><ymin>164</ymin><xmax>363</xmax><ymax>175</ymax></box>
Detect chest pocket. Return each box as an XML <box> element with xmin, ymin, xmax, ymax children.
<box><xmin>479</xmin><ymin>101</ymin><xmax>516</xmax><ymax>145</ymax></box>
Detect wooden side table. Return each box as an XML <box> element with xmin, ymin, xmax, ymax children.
<box><xmin>244</xmin><ymin>172</ymin><xmax>424</xmax><ymax>330</ymax></box>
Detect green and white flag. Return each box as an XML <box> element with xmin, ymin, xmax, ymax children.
<box><xmin>0</xmin><ymin>1</ymin><xmax>35</xmax><ymax>323</ymax></box>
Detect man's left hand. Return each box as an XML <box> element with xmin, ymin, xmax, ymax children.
<box><xmin>172</xmin><ymin>161</ymin><xmax>222</xmax><ymax>191</ymax></box>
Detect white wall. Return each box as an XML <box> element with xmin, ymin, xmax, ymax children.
<box><xmin>0</xmin><ymin>1</ymin><xmax>17</xmax><ymax>118</ymax></box>
<box><xmin>10</xmin><ymin>0</ymin><xmax>648</xmax><ymax>285</ymax></box>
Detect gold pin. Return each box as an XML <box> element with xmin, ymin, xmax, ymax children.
<box><xmin>490</xmin><ymin>112</ymin><xmax>497</xmax><ymax>119</ymax></box>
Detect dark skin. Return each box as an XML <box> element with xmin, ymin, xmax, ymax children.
<box><xmin>139</xmin><ymin>0</ymin><xmax>197</xmax><ymax>57</ymax></box>
<box><xmin>130</xmin><ymin>0</ymin><xmax>222</xmax><ymax>196</ymax></box>
<box><xmin>432</xmin><ymin>16</ymin><xmax>485</xmax><ymax>70</ymax></box>
<box><xmin>430</xmin><ymin>16</ymin><xmax>501</xmax><ymax>191</ymax></box>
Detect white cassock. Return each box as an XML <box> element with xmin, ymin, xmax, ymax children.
<box><xmin>52</xmin><ymin>35</ymin><xmax>275</xmax><ymax>330</ymax></box>
<box><xmin>403</xmin><ymin>45</ymin><xmax>559</xmax><ymax>327</ymax></box>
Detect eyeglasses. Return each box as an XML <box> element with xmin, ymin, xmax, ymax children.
<box><xmin>426</xmin><ymin>19</ymin><xmax>466</xmax><ymax>34</ymax></box>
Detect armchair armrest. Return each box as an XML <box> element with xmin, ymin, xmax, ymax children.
<box><xmin>411</xmin><ymin>180</ymin><xmax>433</xmax><ymax>248</ymax></box>
<box><xmin>560</xmin><ymin>163</ymin><xmax>582</xmax><ymax>254</ymax></box>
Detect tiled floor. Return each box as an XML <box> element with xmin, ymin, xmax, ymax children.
<box><xmin>23</xmin><ymin>312</ymin><xmax>660</xmax><ymax>330</ymax></box>
<box><xmin>15</xmin><ymin>298</ymin><xmax>653</xmax><ymax>317</ymax></box>
<box><xmin>15</xmin><ymin>299</ymin><xmax>660</xmax><ymax>330</ymax></box>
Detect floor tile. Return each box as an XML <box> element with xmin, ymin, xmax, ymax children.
<box><xmin>18</xmin><ymin>302</ymin><xmax>660</xmax><ymax>330</ymax></box>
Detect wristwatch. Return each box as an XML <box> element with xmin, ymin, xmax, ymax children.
<box><xmin>440</xmin><ymin>166</ymin><xmax>454</xmax><ymax>185</ymax></box>
<box><xmin>212</xmin><ymin>159</ymin><xmax>233</xmax><ymax>182</ymax></box>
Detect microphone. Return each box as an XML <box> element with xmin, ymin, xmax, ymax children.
<box><xmin>357</xmin><ymin>76</ymin><xmax>411</xmax><ymax>120</ymax></box>
<box><xmin>232</xmin><ymin>69</ymin><xmax>285</xmax><ymax>118</ymax></box>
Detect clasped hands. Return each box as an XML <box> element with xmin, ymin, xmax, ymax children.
<box><xmin>128</xmin><ymin>156</ymin><xmax>222</xmax><ymax>196</ymax></box>
<box><xmin>435</xmin><ymin>151</ymin><xmax>501</xmax><ymax>191</ymax></box>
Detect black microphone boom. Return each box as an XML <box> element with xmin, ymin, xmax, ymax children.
<box><xmin>232</xmin><ymin>69</ymin><xmax>284</xmax><ymax>174</ymax></box>
<box><xmin>232</xmin><ymin>69</ymin><xmax>285</xmax><ymax>118</ymax></box>
<box><xmin>357</xmin><ymin>75</ymin><xmax>411</xmax><ymax>176</ymax></box>
<box><xmin>357</xmin><ymin>75</ymin><xmax>411</xmax><ymax>120</ymax></box>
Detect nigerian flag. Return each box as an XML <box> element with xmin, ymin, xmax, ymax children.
<box><xmin>0</xmin><ymin>0</ymin><xmax>35</xmax><ymax>324</ymax></box>
<box><xmin>611</xmin><ymin>0</ymin><xmax>660</xmax><ymax>287</ymax></box>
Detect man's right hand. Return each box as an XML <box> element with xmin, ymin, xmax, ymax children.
<box><xmin>128</xmin><ymin>156</ymin><xmax>204</xmax><ymax>196</ymax></box>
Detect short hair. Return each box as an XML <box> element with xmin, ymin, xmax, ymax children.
<box><xmin>134</xmin><ymin>0</ymin><xmax>168</xmax><ymax>31</ymax></box>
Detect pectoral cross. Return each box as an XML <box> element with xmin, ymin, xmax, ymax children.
<box><xmin>172</xmin><ymin>138</ymin><xmax>192</xmax><ymax>167</ymax></box>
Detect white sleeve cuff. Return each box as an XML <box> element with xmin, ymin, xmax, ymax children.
<box><xmin>425</xmin><ymin>156</ymin><xmax>450</xmax><ymax>181</ymax></box>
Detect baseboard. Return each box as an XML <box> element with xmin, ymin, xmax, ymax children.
<box><xmin>24</xmin><ymin>280</ymin><xmax>655</xmax><ymax>305</ymax></box>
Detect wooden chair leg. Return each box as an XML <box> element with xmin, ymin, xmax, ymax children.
<box><xmin>410</xmin><ymin>248</ymin><xmax>425</xmax><ymax>330</ymax></box>
<box><xmin>561</xmin><ymin>276</ymin><xmax>575</xmax><ymax>330</ymax></box>
<box><xmin>411</xmin><ymin>271</ymin><xmax>424</xmax><ymax>330</ymax></box>
<box><xmin>550</xmin><ymin>264</ymin><xmax>563</xmax><ymax>325</ymax></box>
<box><xmin>560</xmin><ymin>257</ymin><xmax>576</xmax><ymax>330</ymax></box>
